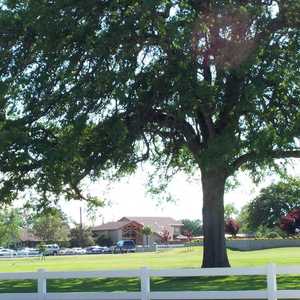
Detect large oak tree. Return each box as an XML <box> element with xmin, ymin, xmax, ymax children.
<box><xmin>0</xmin><ymin>0</ymin><xmax>299</xmax><ymax>267</ymax></box>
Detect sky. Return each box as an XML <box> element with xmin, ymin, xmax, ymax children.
<box><xmin>61</xmin><ymin>159</ymin><xmax>300</xmax><ymax>226</ymax></box>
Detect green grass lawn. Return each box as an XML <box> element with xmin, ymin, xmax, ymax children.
<box><xmin>0</xmin><ymin>247</ymin><xmax>300</xmax><ymax>293</ymax></box>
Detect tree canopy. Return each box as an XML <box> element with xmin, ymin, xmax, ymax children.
<box><xmin>245</xmin><ymin>178</ymin><xmax>300</xmax><ymax>230</ymax></box>
<box><xmin>224</xmin><ymin>203</ymin><xmax>239</xmax><ymax>220</ymax></box>
<box><xmin>0</xmin><ymin>207</ymin><xmax>22</xmax><ymax>247</ymax></box>
<box><xmin>32</xmin><ymin>208</ymin><xmax>70</xmax><ymax>242</ymax></box>
<box><xmin>69</xmin><ymin>225</ymin><xmax>95</xmax><ymax>247</ymax></box>
<box><xmin>181</xmin><ymin>219</ymin><xmax>203</xmax><ymax>236</ymax></box>
<box><xmin>0</xmin><ymin>0</ymin><xmax>299</xmax><ymax>267</ymax></box>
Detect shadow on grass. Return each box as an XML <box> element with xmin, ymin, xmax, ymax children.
<box><xmin>0</xmin><ymin>280</ymin><xmax>36</xmax><ymax>293</ymax></box>
<box><xmin>151</xmin><ymin>276</ymin><xmax>267</xmax><ymax>291</ymax></box>
<box><xmin>277</xmin><ymin>275</ymin><xmax>300</xmax><ymax>290</ymax></box>
<box><xmin>47</xmin><ymin>277</ymin><xmax>140</xmax><ymax>292</ymax></box>
<box><xmin>0</xmin><ymin>275</ymin><xmax>299</xmax><ymax>294</ymax></box>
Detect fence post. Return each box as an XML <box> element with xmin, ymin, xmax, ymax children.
<box><xmin>141</xmin><ymin>267</ymin><xmax>150</xmax><ymax>300</ymax></box>
<box><xmin>267</xmin><ymin>263</ymin><xmax>277</xmax><ymax>300</ymax></box>
<box><xmin>37</xmin><ymin>269</ymin><xmax>47</xmax><ymax>300</ymax></box>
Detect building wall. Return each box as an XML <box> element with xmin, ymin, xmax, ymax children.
<box><xmin>109</xmin><ymin>230</ymin><xmax>122</xmax><ymax>244</ymax></box>
<box><xmin>226</xmin><ymin>239</ymin><xmax>300</xmax><ymax>251</ymax></box>
<box><xmin>93</xmin><ymin>229</ymin><xmax>122</xmax><ymax>244</ymax></box>
<box><xmin>142</xmin><ymin>233</ymin><xmax>162</xmax><ymax>246</ymax></box>
<box><xmin>173</xmin><ymin>225</ymin><xmax>182</xmax><ymax>237</ymax></box>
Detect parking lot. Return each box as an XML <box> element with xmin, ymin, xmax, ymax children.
<box><xmin>0</xmin><ymin>241</ymin><xmax>140</xmax><ymax>258</ymax></box>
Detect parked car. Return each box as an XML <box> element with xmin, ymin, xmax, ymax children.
<box><xmin>86</xmin><ymin>246</ymin><xmax>106</xmax><ymax>254</ymax></box>
<box><xmin>114</xmin><ymin>240</ymin><xmax>136</xmax><ymax>253</ymax></box>
<box><xmin>71</xmin><ymin>247</ymin><xmax>86</xmax><ymax>255</ymax></box>
<box><xmin>0</xmin><ymin>248</ymin><xmax>16</xmax><ymax>257</ymax></box>
<box><xmin>45</xmin><ymin>244</ymin><xmax>60</xmax><ymax>256</ymax></box>
<box><xmin>16</xmin><ymin>248</ymin><xmax>40</xmax><ymax>256</ymax></box>
<box><xmin>58</xmin><ymin>248</ymin><xmax>70</xmax><ymax>255</ymax></box>
<box><xmin>101</xmin><ymin>246</ymin><xmax>112</xmax><ymax>254</ymax></box>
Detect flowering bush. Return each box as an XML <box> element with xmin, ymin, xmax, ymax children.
<box><xmin>161</xmin><ymin>229</ymin><xmax>171</xmax><ymax>244</ymax></box>
<box><xmin>225</xmin><ymin>218</ymin><xmax>240</xmax><ymax>237</ymax></box>
<box><xmin>279</xmin><ymin>208</ymin><xmax>300</xmax><ymax>234</ymax></box>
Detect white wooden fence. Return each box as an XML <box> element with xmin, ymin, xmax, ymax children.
<box><xmin>0</xmin><ymin>264</ymin><xmax>299</xmax><ymax>300</ymax></box>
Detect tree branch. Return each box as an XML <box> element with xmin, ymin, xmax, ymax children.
<box><xmin>231</xmin><ymin>149</ymin><xmax>300</xmax><ymax>172</ymax></box>
<box><xmin>146</xmin><ymin>110</ymin><xmax>203</xmax><ymax>158</ymax></box>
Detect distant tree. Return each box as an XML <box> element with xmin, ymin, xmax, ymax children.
<box><xmin>224</xmin><ymin>203</ymin><xmax>239</xmax><ymax>220</ymax></box>
<box><xmin>279</xmin><ymin>208</ymin><xmax>300</xmax><ymax>235</ymax></box>
<box><xmin>181</xmin><ymin>219</ymin><xmax>202</xmax><ymax>236</ymax></box>
<box><xmin>236</xmin><ymin>205</ymin><xmax>251</xmax><ymax>233</ymax></box>
<box><xmin>161</xmin><ymin>229</ymin><xmax>171</xmax><ymax>244</ymax></box>
<box><xmin>246</xmin><ymin>178</ymin><xmax>300</xmax><ymax>230</ymax></box>
<box><xmin>69</xmin><ymin>226</ymin><xmax>95</xmax><ymax>247</ymax></box>
<box><xmin>141</xmin><ymin>226</ymin><xmax>152</xmax><ymax>246</ymax></box>
<box><xmin>225</xmin><ymin>219</ymin><xmax>240</xmax><ymax>237</ymax></box>
<box><xmin>95</xmin><ymin>234</ymin><xmax>113</xmax><ymax>247</ymax></box>
<box><xmin>32</xmin><ymin>208</ymin><xmax>70</xmax><ymax>243</ymax></box>
<box><xmin>0</xmin><ymin>208</ymin><xmax>22</xmax><ymax>247</ymax></box>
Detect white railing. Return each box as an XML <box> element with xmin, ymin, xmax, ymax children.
<box><xmin>0</xmin><ymin>264</ymin><xmax>299</xmax><ymax>300</ymax></box>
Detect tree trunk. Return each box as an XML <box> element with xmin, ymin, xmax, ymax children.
<box><xmin>201</xmin><ymin>169</ymin><xmax>230</xmax><ymax>268</ymax></box>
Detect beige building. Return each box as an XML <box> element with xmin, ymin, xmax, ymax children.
<box><xmin>91</xmin><ymin>216</ymin><xmax>183</xmax><ymax>245</ymax></box>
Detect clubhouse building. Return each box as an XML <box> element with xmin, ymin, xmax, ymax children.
<box><xmin>91</xmin><ymin>216</ymin><xmax>183</xmax><ymax>245</ymax></box>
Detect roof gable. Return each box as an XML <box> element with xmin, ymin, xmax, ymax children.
<box><xmin>91</xmin><ymin>221</ymin><xmax>130</xmax><ymax>231</ymax></box>
<box><xmin>123</xmin><ymin>217</ymin><xmax>183</xmax><ymax>234</ymax></box>
<box><xmin>92</xmin><ymin>216</ymin><xmax>183</xmax><ymax>235</ymax></box>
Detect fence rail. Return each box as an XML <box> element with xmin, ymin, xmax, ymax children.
<box><xmin>0</xmin><ymin>264</ymin><xmax>299</xmax><ymax>300</ymax></box>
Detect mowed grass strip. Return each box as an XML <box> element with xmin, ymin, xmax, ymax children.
<box><xmin>0</xmin><ymin>247</ymin><xmax>300</xmax><ymax>293</ymax></box>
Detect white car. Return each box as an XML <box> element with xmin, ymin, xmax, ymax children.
<box><xmin>45</xmin><ymin>244</ymin><xmax>60</xmax><ymax>255</ymax></box>
<box><xmin>17</xmin><ymin>248</ymin><xmax>40</xmax><ymax>256</ymax></box>
<box><xmin>58</xmin><ymin>248</ymin><xmax>70</xmax><ymax>255</ymax></box>
<box><xmin>71</xmin><ymin>247</ymin><xmax>86</xmax><ymax>255</ymax></box>
<box><xmin>0</xmin><ymin>248</ymin><xmax>16</xmax><ymax>257</ymax></box>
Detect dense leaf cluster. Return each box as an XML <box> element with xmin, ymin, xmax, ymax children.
<box><xmin>245</xmin><ymin>178</ymin><xmax>300</xmax><ymax>230</ymax></box>
<box><xmin>0</xmin><ymin>1</ymin><xmax>299</xmax><ymax>204</ymax></box>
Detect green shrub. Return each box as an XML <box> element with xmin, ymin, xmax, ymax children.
<box><xmin>255</xmin><ymin>226</ymin><xmax>285</xmax><ymax>239</ymax></box>
<box><xmin>265</xmin><ymin>231</ymin><xmax>281</xmax><ymax>239</ymax></box>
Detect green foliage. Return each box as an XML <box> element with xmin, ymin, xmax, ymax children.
<box><xmin>95</xmin><ymin>234</ymin><xmax>113</xmax><ymax>247</ymax></box>
<box><xmin>255</xmin><ymin>225</ymin><xmax>286</xmax><ymax>239</ymax></box>
<box><xmin>69</xmin><ymin>226</ymin><xmax>95</xmax><ymax>248</ymax></box>
<box><xmin>0</xmin><ymin>207</ymin><xmax>22</xmax><ymax>247</ymax></box>
<box><xmin>181</xmin><ymin>219</ymin><xmax>203</xmax><ymax>236</ymax></box>
<box><xmin>224</xmin><ymin>203</ymin><xmax>239</xmax><ymax>220</ymax></box>
<box><xmin>246</xmin><ymin>178</ymin><xmax>300</xmax><ymax>230</ymax></box>
<box><xmin>141</xmin><ymin>225</ymin><xmax>153</xmax><ymax>246</ymax></box>
<box><xmin>32</xmin><ymin>208</ymin><xmax>70</xmax><ymax>243</ymax></box>
<box><xmin>236</xmin><ymin>205</ymin><xmax>252</xmax><ymax>233</ymax></box>
<box><xmin>141</xmin><ymin>226</ymin><xmax>152</xmax><ymax>236</ymax></box>
<box><xmin>0</xmin><ymin>0</ymin><xmax>298</xmax><ymax>204</ymax></box>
